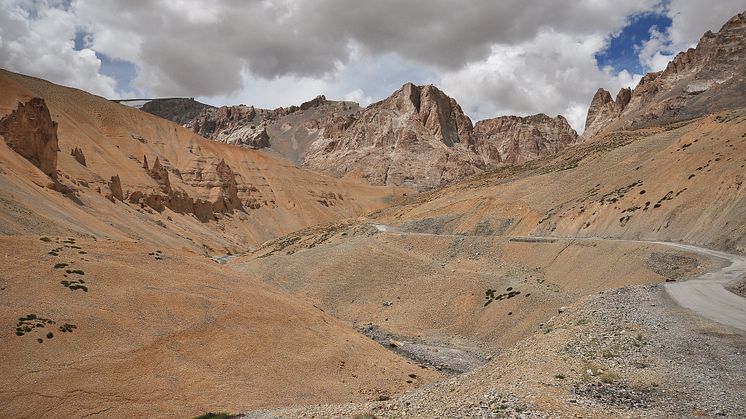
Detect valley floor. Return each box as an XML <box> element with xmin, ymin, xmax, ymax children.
<box><xmin>245</xmin><ymin>282</ymin><xmax>746</xmax><ymax>418</ymax></box>
<box><xmin>236</xmin><ymin>227</ymin><xmax>746</xmax><ymax>418</ymax></box>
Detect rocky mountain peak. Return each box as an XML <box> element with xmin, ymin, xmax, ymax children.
<box><xmin>581</xmin><ymin>11</ymin><xmax>746</xmax><ymax>140</ymax></box>
<box><xmin>299</xmin><ymin>95</ymin><xmax>328</xmax><ymax>111</ymax></box>
<box><xmin>304</xmin><ymin>83</ymin><xmax>577</xmax><ymax>190</ymax></box>
<box><xmin>583</xmin><ymin>87</ymin><xmax>633</xmax><ymax>137</ymax></box>
<box><xmin>383</xmin><ymin>82</ymin><xmax>473</xmax><ymax>147</ymax></box>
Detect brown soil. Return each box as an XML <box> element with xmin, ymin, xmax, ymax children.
<box><xmin>0</xmin><ymin>236</ymin><xmax>439</xmax><ymax>418</ymax></box>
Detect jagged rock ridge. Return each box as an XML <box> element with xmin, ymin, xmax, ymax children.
<box><xmin>184</xmin><ymin>95</ymin><xmax>359</xmax><ymax>154</ymax></box>
<box><xmin>582</xmin><ymin>12</ymin><xmax>746</xmax><ymax>139</ymax></box>
<box><xmin>304</xmin><ymin>83</ymin><xmax>578</xmax><ymax>190</ymax></box>
<box><xmin>141</xmin><ymin>86</ymin><xmax>579</xmax><ymax>190</ymax></box>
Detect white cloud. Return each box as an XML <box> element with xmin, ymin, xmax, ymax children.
<box><xmin>0</xmin><ymin>0</ymin><xmax>119</xmax><ymax>98</ymax></box>
<box><xmin>440</xmin><ymin>31</ymin><xmax>642</xmax><ymax>131</ymax></box>
<box><xmin>344</xmin><ymin>89</ymin><xmax>372</xmax><ymax>106</ymax></box>
<box><xmin>0</xmin><ymin>0</ymin><xmax>742</xmax><ymax>134</ymax></box>
<box><xmin>638</xmin><ymin>0</ymin><xmax>745</xmax><ymax>72</ymax></box>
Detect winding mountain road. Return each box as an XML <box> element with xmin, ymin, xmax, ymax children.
<box><xmin>372</xmin><ymin>224</ymin><xmax>746</xmax><ymax>332</ymax></box>
<box><xmin>657</xmin><ymin>241</ymin><xmax>746</xmax><ymax>332</ymax></box>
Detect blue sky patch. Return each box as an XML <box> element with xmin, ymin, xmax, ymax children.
<box><xmin>73</xmin><ymin>30</ymin><xmax>90</xmax><ymax>50</ymax></box>
<box><xmin>595</xmin><ymin>12</ymin><xmax>672</xmax><ymax>75</ymax></box>
<box><xmin>96</xmin><ymin>53</ymin><xmax>138</xmax><ymax>95</ymax></box>
<box><xmin>74</xmin><ymin>30</ymin><xmax>138</xmax><ymax>96</ymax></box>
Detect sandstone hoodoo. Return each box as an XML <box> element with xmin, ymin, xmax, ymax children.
<box><xmin>70</xmin><ymin>147</ymin><xmax>86</xmax><ymax>166</ymax></box>
<box><xmin>0</xmin><ymin>97</ymin><xmax>60</xmax><ymax>178</ymax></box>
<box><xmin>107</xmin><ymin>174</ymin><xmax>124</xmax><ymax>202</ymax></box>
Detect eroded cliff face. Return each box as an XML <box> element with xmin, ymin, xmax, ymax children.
<box><xmin>189</xmin><ymin>105</ymin><xmax>272</xmax><ymax>149</ymax></box>
<box><xmin>303</xmin><ymin>83</ymin><xmax>485</xmax><ymax>190</ymax></box>
<box><xmin>0</xmin><ymin>98</ymin><xmax>60</xmax><ymax>178</ymax></box>
<box><xmin>582</xmin><ymin>12</ymin><xmax>746</xmax><ymax>140</ymax></box>
<box><xmin>474</xmin><ymin>114</ymin><xmax>578</xmax><ymax>165</ymax></box>
<box><xmin>110</xmin><ymin>156</ymin><xmax>247</xmax><ymax>222</ymax></box>
<box><xmin>303</xmin><ymin>84</ymin><xmax>578</xmax><ymax>190</ymax></box>
<box><xmin>183</xmin><ymin>95</ymin><xmax>359</xmax><ymax>152</ymax></box>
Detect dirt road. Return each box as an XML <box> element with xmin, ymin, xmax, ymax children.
<box><xmin>371</xmin><ymin>224</ymin><xmax>746</xmax><ymax>332</ymax></box>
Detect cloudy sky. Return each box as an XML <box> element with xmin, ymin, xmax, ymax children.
<box><xmin>1</xmin><ymin>1</ymin><xmax>743</xmax><ymax>131</ymax></box>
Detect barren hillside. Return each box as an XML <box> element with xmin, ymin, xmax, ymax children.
<box><xmin>0</xmin><ymin>69</ymin><xmax>406</xmax><ymax>254</ymax></box>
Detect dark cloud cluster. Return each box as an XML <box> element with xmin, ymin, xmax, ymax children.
<box><xmin>73</xmin><ymin>0</ymin><xmax>660</xmax><ymax>96</ymax></box>
<box><xmin>2</xmin><ymin>0</ymin><xmax>744</xmax><ymax>131</ymax></box>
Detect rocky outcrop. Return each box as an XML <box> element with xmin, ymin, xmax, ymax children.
<box><xmin>299</xmin><ymin>95</ymin><xmax>328</xmax><ymax>111</ymax></box>
<box><xmin>474</xmin><ymin>114</ymin><xmax>578</xmax><ymax>165</ymax></box>
<box><xmin>0</xmin><ymin>98</ymin><xmax>60</xmax><ymax>178</ymax></box>
<box><xmin>188</xmin><ymin>105</ymin><xmax>277</xmax><ymax>149</ymax></box>
<box><xmin>140</xmin><ymin>98</ymin><xmax>214</xmax><ymax>125</ymax></box>
<box><xmin>148</xmin><ymin>157</ymin><xmax>171</xmax><ymax>193</ymax></box>
<box><xmin>70</xmin><ymin>147</ymin><xmax>86</xmax><ymax>166</ymax></box>
<box><xmin>212</xmin><ymin>159</ymin><xmax>242</xmax><ymax>213</ymax></box>
<box><xmin>582</xmin><ymin>11</ymin><xmax>746</xmax><ymax>140</ymax></box>
<box><xmin>582</xmin><ymin>87</ymin><xmax>632</xmax><ymax>139</ymax></box>
<box><xmin>219</xmin><ymin>124</ymin><xmax>270</xmax><ymax>149</ymax></box>
<box><xmin>136</xmin><ymin>93</ymin><xmax>359</xmax><ymax>163</ymax></box>
<box><xmin>107</xmin><ymin>175</ymin><xmax>123</xmax><ymax>202</ymax></box>
<box><xmin>304</xmin><ymin>83</ymin><xmax>578</xmax><ymax>190</ymax></box>
<box><xmin>122</xmin><ymin>157</ymin><xmax>245</xmax><ymax>221</ymax></box>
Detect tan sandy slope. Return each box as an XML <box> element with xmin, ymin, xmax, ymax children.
<box><xmin>0</xmin><ymin>69</ymin><xmax>406</xmax><ymax>254</ymax></box>
<box><xmin>0</xmin><ymin>236</ymin><xmax>439</xmax><ymax>418</ymax></box>
<box><xmin>377</xmin><ymin>109</ymin><xmax>746</xmax><ymax>254</ymax></box>
<box><xmin>237</xmin><ymin>224</ymin><xmax>710</xmax><ymax>355</ymax></box>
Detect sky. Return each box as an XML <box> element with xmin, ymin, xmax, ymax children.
<box><xmin>0</xmin><ymin>1</ymin><xmax>743</xmax><ymax>132</ymax></box>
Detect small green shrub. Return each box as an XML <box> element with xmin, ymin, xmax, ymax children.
<box><xmin>600</xmin><ymin>371</ymin><xmax>620</xmax><ymax>384</ymax></box>
<box><xmin>602</xmin><ymin>349</ymin><xmax>618</xmax><ymax>359</ymax></box>
<box><xmin>59</xmin><ymin>323</ymin><xmax>77</xmax><ymax>333</ymax></box>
